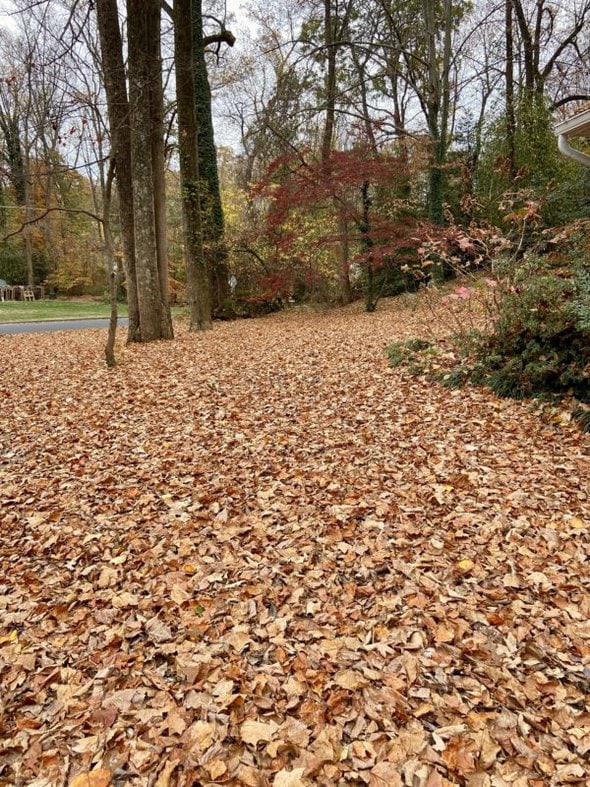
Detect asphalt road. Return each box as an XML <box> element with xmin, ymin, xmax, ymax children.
<box><xmin>0</xmin><ymin>318</ymin><xmax>129</xmax><ymax>335</ymax></box>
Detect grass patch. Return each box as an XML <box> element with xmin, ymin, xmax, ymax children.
<box><xmin>0</xmin><ymin>302</ymin><xmax>188</xmax><ymax>324</ymax></box>
<box><xmin>0</xmin><ymin>300</ymin><xmax>129</xmax><ymax>323</ymax></box>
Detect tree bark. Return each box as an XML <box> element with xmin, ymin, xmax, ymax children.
<box><xmin>505</xmin><ymin>0</ymin><xmax>516</xmax><ymax>178</ymax></box>
<box><xmin>174</xmin><ymin>0</ymin><xmax>212</xmax><ymax>330</ymax></box>
<box><xmin>95</xmin><ymin>0</ymin><xmax>141</xmax><ymax>342</ymax></box>
<box><xmin>103</xmin><ymin>160</ymin><xmax>118</xmax><ymax>368</ymax></box>
<box><xmin>321</xmin><ymin>0</ymin><xmax>337</xmax><ymax>162</ymax></box>
<box><xmin>127</xmin><ymin>0</ymin><xmax>173</xmax><ymax>341</ymax></box>
<box><xmin>147</xmin><ymin>0</ymin><xmax>173</xmax><ymax>336</ymax></box>
<box><xmin>192</xmin><ymin>0</ymin><xmax>230</xmax><ymax>313</ymax></box>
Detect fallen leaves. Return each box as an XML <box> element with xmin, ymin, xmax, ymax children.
<box><xmin>1</xmin><ymin>297</ymin><xmax>589</xmax><ymax>785</ymax></box>
<box><xmin>69</xmin><ymin>770</ymin><xmax>112</xmax><ymax>787</ymax></box>
<box><xmin>241</xmin><ymin>719</ymin><xmax>279</xmax><ymax>746</ymax></box>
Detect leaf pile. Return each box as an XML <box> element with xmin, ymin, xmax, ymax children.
<box><xmin>1</xmin><ymin>297</ymin><xmax>589</xmax><ymax>786</ymax></box>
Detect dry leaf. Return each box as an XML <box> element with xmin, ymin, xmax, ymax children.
<box><xmin>241</xmin><ymin>719</ymin><xmax>279</xmax><ymax>745</ymax></box>
<box><xmin>273</xmin><ymin>767</ymin><xmax>307</xmax><ymax>786</ymax></box>
<box><xmin>155</xmin><ymin>760</ymin><xmax>178</xmax><ymax>787</ymax></box>
<box><xmin>205</xmin><ymin>759</ymin><xmax>227</xmax><ymax>780</ymax></box>
<box><xmin>334</xmin><ymin>669</ymin><xmax>368</xmax><ymax>690</ymax></box>
<box><xmin>69</xmin><ymin>770</ymin><xmax>112</xmax><ymax>787</ymax></box>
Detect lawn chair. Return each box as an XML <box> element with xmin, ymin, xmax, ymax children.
<box><xmin>23</xmin><ymin>288</ymin><xmax>35</xmax><ymax>301</ymax></box>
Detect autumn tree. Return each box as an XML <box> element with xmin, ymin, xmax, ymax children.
<box><xmin>95</xmin><ymin>0</ymin><xmax>140</xmax><ymax>340</ymax></box>
<box><xmin>174</xmin><ymin>0</ymin><xmax>212</xmax><ymax>330</ymax></box>
<box><xmin>192</xmin><ymin>0</ymin><xmax>235</xmax><ymax>313</ymax></box>
<box><xmin>96</xmin><ymin>0</ymin><xmax>173</xmax><ymax>342</ymax></box>
<box><xmin>254</xmin><ymin>144</ymin><xmax>420</xmax><ymax>311</ymax></box>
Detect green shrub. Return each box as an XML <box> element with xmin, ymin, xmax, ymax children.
<box><xmin>0</xmin><ymin>243</ymin><xmax>48</xmax><ymax>285</ymax></box>
<box><xmin>458</xmin><ymin>253</ymin><xmax>590</xmax><ymax>402</ymax></box>
<box><xmin>387</xmin><ymin>338</ymin><xmax>434</xmax><ymax>372</ymax></box>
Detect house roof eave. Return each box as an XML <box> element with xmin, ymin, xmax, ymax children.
<box><xmin>553</xmin><ymin>108</ymin><xmax>590</xmax><ymax>138</ymax></box>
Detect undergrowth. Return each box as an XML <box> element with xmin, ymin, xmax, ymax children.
<box><xmin>389</xmin><ymin>226</ymin><xmax>590</xmax><ymax>431</ymax></box>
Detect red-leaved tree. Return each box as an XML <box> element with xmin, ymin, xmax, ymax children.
<box><xmin>250</xmin><ymin>143</ymin><xmax>430</xmax><ymax>311</ymax></box>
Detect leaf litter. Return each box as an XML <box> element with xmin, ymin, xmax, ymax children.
<box><xmin>0</xmin><ymin>295</ymin><xmax>589</xmax><ymax>786</ymax></box>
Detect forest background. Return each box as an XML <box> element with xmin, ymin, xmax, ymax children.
<box><xmin>0</xmin><ymin>0</ymin><xmax>589</xmax><ymax>324</ymax></box>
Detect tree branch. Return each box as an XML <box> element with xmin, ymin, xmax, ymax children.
<box><xmin>551</xmin><ymin>94</ymin><xmax>590</xmax><ymax>111</ymax></box>
<box><xmin>4</xmin><ymin>206</ymin><xmax>103</xmax><ymax>242</ymax></box>
<box><xmin>203</xmin><ymin>29</ymin><xmax>236</xmax><ymax>49</ymax></box>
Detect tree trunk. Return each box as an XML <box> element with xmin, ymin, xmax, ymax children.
<box><xmin>95</xmin><ymin>0</ymin><xmax>141</xmax><ymax>342</ymax></box>
<box><xmin>505</xmin><ymin>0</ymin><xmax>517</xmax><ymax>178</ymax></box>
<box><xmin>174</xmin><ymin>0</ymin><xmax>212</xmax><ymax>330</ymax></box>
<box><xmin>23</xmin><ymin>151</ymin><xmax>34</xmax><ymax>286</ymax></box>
<box><xmin>337</xmin><ymin>209</ymin><xmax>352</xmax><ymax>305</ymax></box>
<box><xmin>103</xmin><ymin>160</ymin><xmax>118</xmax><ymax>368</ymax></box>
<box><xmin>192</xmin><ymin>0</ymin><xmax>229</xmax><ymax>313</ymax></box>
<box><xmin>321</xmin><ymin>0</ymin><xmax>337</xmax><ymax>162</ymax></box>
<box><xmin>127</xmin><ymin>0</ymin><xmax>173</xmax><ymax>341</ymax></box>
<box><xmin>147</xmin><ymin>0</ymin><xmax>173</xmax><ymax>336</ymax></box>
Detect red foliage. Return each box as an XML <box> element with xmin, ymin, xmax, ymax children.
<box><xmin>253</xmin><ymin>146</ymin><xmax>428</xmax><ymax>278</ymax></box>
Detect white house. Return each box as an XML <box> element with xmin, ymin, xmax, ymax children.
<box><xmin>554</xmin><ymin>107</ymin><xmax>590</xmax><ymax>167</ymax></box>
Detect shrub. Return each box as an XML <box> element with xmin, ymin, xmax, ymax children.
<box><xmin>0</xmin><ymin>243</ymin><xmax>48</xmax><ymax>285</ymax></box>
<box><xmin>387</xmin><ymin>338</ymin><xmax>434</xmax><ymax>373</ymax></box>
<box><xmin>456</xmin><ymin>252</ymin><xmax>590</xmax><ymax>401</ymax></box>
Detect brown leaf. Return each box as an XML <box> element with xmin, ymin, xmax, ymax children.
<box><xmin>241</xmin><ymin>719</ymin><xmax>279</xmax><ymax>746</ymax></box>
<box><xmin>334</xmin><ymin>669</ymin><xmax>368</xmax><ymax>690</ymax></box>
<box><xmin>69</xmin><ymin>770</ymin><xmax>112</xmax><ymax>787</ymax></box>
<box><xmin>205</xmin><ymin>758</ymin><xmax>227</xmax><ymax>780</ymax></box>
<box><xmin>273</xmin><ymin>768</ymin><xmax>307</xmax><ymax>786</ymax></box>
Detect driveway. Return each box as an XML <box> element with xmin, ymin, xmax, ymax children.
<box><xmin>0</xmin><ymin>318</ymin><xmax>129</xmax><ymax>335</ymax></box>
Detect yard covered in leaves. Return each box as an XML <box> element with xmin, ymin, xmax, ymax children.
<box><xmin>1</xmin><ymin>296</ymin><xmax>589</xmax><ymax>787</ymax></box>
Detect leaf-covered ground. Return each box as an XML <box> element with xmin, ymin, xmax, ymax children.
<box><xmin>1</xmin><ymin>297</ymin><xmax>589</xmax><ymax>787</ymax></box>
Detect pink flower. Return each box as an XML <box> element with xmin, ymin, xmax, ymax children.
<box><xmin>455</xmin><ymin>286</ymin><xmax>472</xmax><ymax>300</ymax></box>
<box><xmin>485</xmin><ymin>278</ymin><xmax>498</xmax><ymax>288</ymax></box>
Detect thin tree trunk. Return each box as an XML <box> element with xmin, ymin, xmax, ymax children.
<box><xmin>505</xmin><ymin>0</ymin><xmax>517</xmax><ymax>178</ymax></box>
<box><xmin>337</xmin><ymin>209</ymin><xmax>352</xmax><ymax>304</ymax></box>
<box><xmin>174</xmin><ymin>0</ymin><xmax>212</xmax><ymax>330</ymax></box>
<box><xmin>23</xmin><ymin>159</ymin><xmax>34</xmax><ymax>286</ymax></box>
<box><xmin>103</xmin><ymin>160</ymin><xmax>118</xmax><ymax>368</ymax></box>
<box><xmin>96</xmin><ymin>0</ymin><xmax>141</xmax><ymax>342</ymax></box>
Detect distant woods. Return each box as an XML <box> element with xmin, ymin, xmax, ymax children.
<box><xmin>0</xmin><ymin>0</ymin><xmax>588</xmax><ymax>334</ymax></box>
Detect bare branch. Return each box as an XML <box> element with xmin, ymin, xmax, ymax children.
<box><xmin>4</xmin><ymin>206</ymin><xmax>103</xmax><ymax>242</ymax></box>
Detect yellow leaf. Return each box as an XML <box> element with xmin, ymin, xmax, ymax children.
<box><xmin>155</xmin><ymin>760</ymin><xmax>178</xmax><ymax>787</ymax></box>
<box><xmin>69</xmin><ymin>770</ymin><xmax>112</xmax><ymax>787</ymax></box>
<box><xmin>0</xmin><ymin>630</ymin><xmax>18</xmax><ymax>645</ymax></box>
<box><xmin>571</xmin><ymin>516</ymin><xmax>584</xmax><ymax>529</ymax></box>
<box><xmin>183</xmin><ymin>563</ymin><xmax>198</xmax><ymax>575</ymax></box>
<box><xmin>205</xmin><ymin>759</ymin><xmax>227</xmax><ymax>780</ymax></box>
<box><xmin>457</xmin><ymin>559</ymin><xmax>474</xmax><ymax>572</ymax></box>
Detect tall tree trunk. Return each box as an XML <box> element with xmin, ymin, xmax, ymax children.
<box><xmin>423</xmin><ymin>0</ymin><xmax>442</xmax><ymax>226</ymax></box>
<box><xmin>95</xmin><ymin>0</ymin><xmax>141</xmax><ymax>342</ymax></box>
<box><xmin>147</xmin><ymin>0</ymin><xmax>173</xmax><ymax>336</ymax></box>
<box><xmin>192</xmin><ymin>0</ymin><xmax>229</xmax><ymax>313</ymax></box>
<box><xmin>23</xmin><ymin>151</ymin><xmax>34</xmax><ymax>286</ymax></box>
<box><xmin>422</xmin><ymin>0</ymin><xmax>452</xmax><ymax>281</ymax></box>
<box><xmin>321</xmin><ymin>0</ymin><xmax>337</xmax><ymax>163</ymax></box>
<box><xmin>505</xmin><ymin>0</ymin><xmax>517</xmax><ymax>178</ymax></box>
<box><xmin>174</xmin><ymin>0</ymin><xmax>212</xmax><ymax>330</ymax></box>
<box><xmin>321</xmin><ymin>0</ymin><xmax>353</xmax><ymax>304</ymax></box>
<box><xmin>127</xmin><ymin>0</ymin><xmax>173</xmax><ymax>341</ymax></box>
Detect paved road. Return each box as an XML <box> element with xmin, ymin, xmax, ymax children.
<box><xmin>0</xmin><ymin>318</ymin><xmax>129</xmax><ymax>335</ymax></box>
